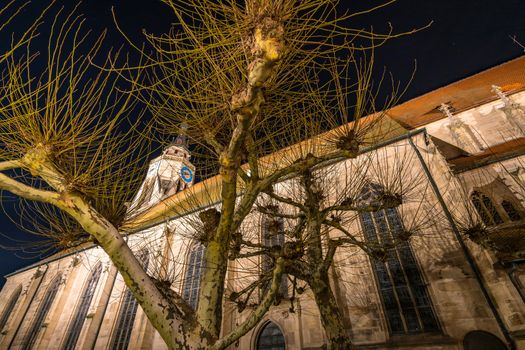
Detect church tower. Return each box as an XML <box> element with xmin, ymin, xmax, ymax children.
<box><xmin>128</xmin><ymin>131</ymin><xmax>196</xmax><ymax>214</ymax></box>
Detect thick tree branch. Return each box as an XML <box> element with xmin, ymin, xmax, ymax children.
<box><xmin>256</xmin><ymin>205</ymin><xmax>303</xmax><ymax>219</ymax></box>
<box><xmin>1</xmin><ymin>152</ymin><xmax>203</xmax><ymax>348</ymax></box>
<box><xmin>323</xmin><ymin>219</ymin><xmax>369</xmax><ymax>253</ymax></box>
<box><xmin>60</xmin><ymin>192</ymin><xmax>207</xmax><ymax>349</ymax></box>
<box><xmin>322</xmin><ymin>204</ymin><xmax>359</xmax><ymax>215</ymax></box>
<box><xmin>211</xmin><ymin>258</ymin><xmax>285</xmax><ymax>350</ymax></box>
<box><xmin>246</xmin><ymin>134</ymin><xmax>259</xmax><ymax>180</ymax></box>
<box><xmin>0</xmin><ymin>173</ymin><xmax>61</xmax><ymax>205</ymax></box>
<box><xmin>264</xmin><ymin>189</ymin><xmax>307</xmax><ymax>212</ymax></box>
<box><xmin>197</xmin><ymin>16</ymin><xmax>287</xmax><ymax>334</ymax></box>
<box><xmin>0</xmin><ymin>160</ymin><xmax>22</xmax><ymax>171</ymax></box>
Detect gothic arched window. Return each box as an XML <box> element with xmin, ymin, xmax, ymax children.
<box><xmin>256</xmin><ymin>321</ymin><xmax>286</xmax><ymax>350</ymax></box>
<box><xmin>501</xmin><ymin>200</ymin><xmax>523</xmax><ymax>222</ymax></box>
<box><xmin>111</xmin><ymin>250</ymin><xmax>149</xmax><ymax>350</ymax></box>
<box><xmin>0</xmin><ymin>285</ymin><xmax>22</xmax><ymax>333</ymax></box>
<box><xmin>471</xmin><ymin>191</ymin><xmax>504</xmax><ymax>226</ymax></box>
<box><xmin>261</xmin><ymin>215</ymin><xmax>287</xmax><ymax>297</ymax></box>
<box><xmin>358</xmin><ymin>185</ymin><xmax>439</xmax><ymax>335</ymax></box>
<box><xmin>62</xmin><ymin>263</ymin><xmax>103</xmax><ymax>350</ymax></box>
<box><xmin>21</xmin><ymin>274</ymin><xmax>62</xmax><ymax>350</ymax></box>
<box><xmin>182</xmin><ymin>243</ymin><xmax>206</xmax><ymax>310</ymax></box>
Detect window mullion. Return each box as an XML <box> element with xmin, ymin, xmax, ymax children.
<box><xmin>385</xmin><ymin>209</ymin><xmax>426</xmax><ymax>333</ymax></box>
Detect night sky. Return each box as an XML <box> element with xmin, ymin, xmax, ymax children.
<box><xmin>0</xmin><ymin>0</ymin><xmax>524</xmax><ymax>288</ymax></box>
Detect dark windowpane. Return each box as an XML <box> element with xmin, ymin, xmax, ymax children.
<box><xmin>481</xmin><ymin>194</ymin><xmax>504</xmax><ymax>225</ymax></box>
<box><xmin>419</xmin><ymin>307</ymin><xmax>440</xmax><ymax>332</ymax></box>
<box><xmin>111</xmin><ymin>250</ymin><xmax>149</xmax><ymax>350</ymax></box>
<box><xmin>502</xmin><ymin>200</ymin><xmax>522</xmax><ymax>221</ymax></box>
<box><xmin>21</xmin><ymin>274</ymin><xmax>62</xmax><ymax>350</ymax></box>
<box><xmin>0</xmin><ymin>285</ymin><xmax>21</xmax><ymax>333</ymax></box>
<box><xmin>256</xmin><ymin>322</ymin><xmax>286</xmax><ymax>350</ymax></box>
<box><xmin>183</xmin><ymin>243</ymin><xmax>206</xmax><ymax>310</ymax></box>
<box><xmin>359</xmin><ymin>185</ymin><xmax>439</xmax><ymax>335</ymax></box>
<box><xmin>62</xmin><ymin>264</ymin><xmax>103</xmax><ymax>350</ymax></box>
<box><xmin>404</xmin><ymin>307</ymin><xmax>421</xmax><ymax>333</ymax></box>
<box><xmin>471</xmin><ymin>191</ymin><xmax>507</xmax><ymax>226</ymax></box>
<box><xmin>387</xmin><ymin>312</ymin><xmax>404</xmax><ymax>335</ymax></box>
<box><xmin>472</xmin><ymin>194</ymin><xmax>492</xmax><ymax>226</ymax></box>
<box><xmin>361</xmin><ymin>212</ymin><xmax>378</xmax><ymax>242</ymax></box>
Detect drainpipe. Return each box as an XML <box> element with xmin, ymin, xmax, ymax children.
<box><xmin>7</xmin><ymin>264</ymin><xmax>49</xmax><ymax>349</ymax></box>
<box><xmin>296</xmin><ymin>298</ymin><xmax>303</xmax><ymax>349</ymax></box>
<box><xmin>408</xmin><ymin>133</ymin><xmax>515</xmax><ymax>350</ymax></box>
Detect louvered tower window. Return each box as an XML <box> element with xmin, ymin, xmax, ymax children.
<box><xmin>21</xmin><ymin>274</ymin><xmax>62</xmax><ymax>350</ymax></box>
<box><xmin>111</xmin><ymin>250</ymin><xmax>149</xmax><ymax>350</ymax></box>
<box><xmin>0</xmin><ymin>285</ymin><xmax>22</xmax><ymax>333</ymax></box>
<box><xmin>182</xmin><ymin>243</ymin><xmax>206</xmax><ymax>310</ymax></box>
<box><xmin>359</xmin><ymin>185</ymin><xmax>439</xmax><ymax>335</ymax></box>
<box><xmin>62</xmin><ymin>263</ymin><xmax>103</xmax><ymax>350</ymax></box>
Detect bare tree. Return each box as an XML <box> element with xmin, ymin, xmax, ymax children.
<box><xmin>118</xmin><ymin>1</ymin><xmax>424</xmax><ymax>347</ymax></box>
<box><xmin>218</xmin><ymin>138</ymin><xmax>439</xmax><ymax>349</ymax></box>
<box><xmin>0</xmin><ymin>0</ymin><xmax>427</xmax><ymax>349</ymax></box>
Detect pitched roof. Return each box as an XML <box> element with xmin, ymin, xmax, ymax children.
<box><xmin>125</xmin><ymin>55</ymin><xmax>525</xmax><ymax>231</ymax></box>
<box><xmin>387</xmin><ymin>56</ymin><xmax>525</xmax><ymax>129</ymax></box>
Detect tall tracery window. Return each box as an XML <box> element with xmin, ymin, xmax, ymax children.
<box><xmin>471</xmin><ymin>191</ymin><xmax>504</xmax><ymax>226</ymax></box>
<box><xmin>182</xmin><ymin>243</ymin><xmax>206</xmax><ymax>310</ymax></box>
<box><xmin>111</xmin><ymin>249</ymin><xmax>149</xmax><ymax>350</ymax></box>
<box><xmin>0</xmin><ymin>285</ymin><xmax>22</xmax><ymax>333</ymax></box>
<box><xmin>261</xmin><ymin>216</ymin><xmax>287</xmax><ymax>297</ymax></box>
<box><xmin>256</xmin><ymin>321</ymin><xmax>286</xmax><ymax>350</ymax></box>
<box><xmin>21</xmin><ymin>274</ymin><xmax>62</xmax><ymax>350</ymax></box>
<box><xmin>359</xmin><ymin>185</ymin><xmax>439</xmax><ymax>335</ymax></box>
<box><xmin>62</xmin><ymin>263</ymin><xmax>103</xmax><ymax>350</ymax></box>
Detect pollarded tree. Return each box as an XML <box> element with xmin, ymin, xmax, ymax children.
<box><xmin>0</xmin><ymin>5</ymin><xmax>209</xmax><ymax>350</ymax></box>
<box><xmin>220</xmin><ymin>137</ymin><xmax>441</xmax><ymax>349</ymax></box>
<box><xmin>0</xmin><ymin>0</ymin><xmax>422</xmax><ymax>349</ymax></box>
<box><xmin>122</xmin><ymin>0</ymin><xmax>423</xmax><ymax>347</ymax></box>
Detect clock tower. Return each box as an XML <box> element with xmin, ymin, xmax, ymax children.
<box><xmin>128</xmin><ymin>132</ymin><xmax>196</xmax><ymax>215</ymax></box>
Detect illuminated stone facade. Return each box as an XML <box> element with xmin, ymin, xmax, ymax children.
<box><xmin>2</xmin><ymin>57</ymin><xmax>525</xmax><ymax>350</ymax></box>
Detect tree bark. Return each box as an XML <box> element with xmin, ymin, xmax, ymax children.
<box><xmin>3</xmin><ymin>154</ymin><xmax>211</xmax><ymax>349</ymax></box>
<box><xmin>301</xmin><ymin>175</ymin><xmax>353</xmax><ymax>350</ymax></box>
<box><xmin>196</xmin><ymin>16</ymin><xmax>285</xmax><ymax>339</ymax></box>
<box><xmin>309</xmin><ymin>271</ymin><xmax>353</xmax><ymax>350</ymax></box>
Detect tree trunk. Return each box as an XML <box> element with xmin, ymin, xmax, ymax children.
<box><xmin>309</xmin><ymin>272</ymin><xmax>353</xmax><ymax>350</ymax></box>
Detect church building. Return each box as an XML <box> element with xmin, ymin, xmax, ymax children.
<box><xmin>1</xmin><ymin>56</ymin><xmax>525</xmax><ymax>349</ymax></box>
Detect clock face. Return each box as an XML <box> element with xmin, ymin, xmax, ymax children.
<box><xmin>180</xmin><ymin>166</ymin><xmax>194</xmax><ymax>183</ymax></box>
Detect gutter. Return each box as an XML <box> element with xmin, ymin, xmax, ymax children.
<box><xmin>408</xmin><ymin>132</ymin><xmax>515</xmax><ymax>350</ymax></box>
<box><xmin>453</xmin><ymin>147</ymin><xmax>525</xmax><ymax>174</ymax></box>
<box><xmin>4</xmin><ymin>245</ymin><xmax>95</xmax><ymax>279</ymax></box>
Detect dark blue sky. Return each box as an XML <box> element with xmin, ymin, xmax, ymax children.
<box><xmin>1</xmin><ymin>0</ymin><xmax>525</xmax><ymax>287</ymax></box>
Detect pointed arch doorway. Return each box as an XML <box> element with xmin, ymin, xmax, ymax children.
<box><xmin>463</xmin><ymin>331</ymin><xmax>506</xmax><ymax>350</ymax></box>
